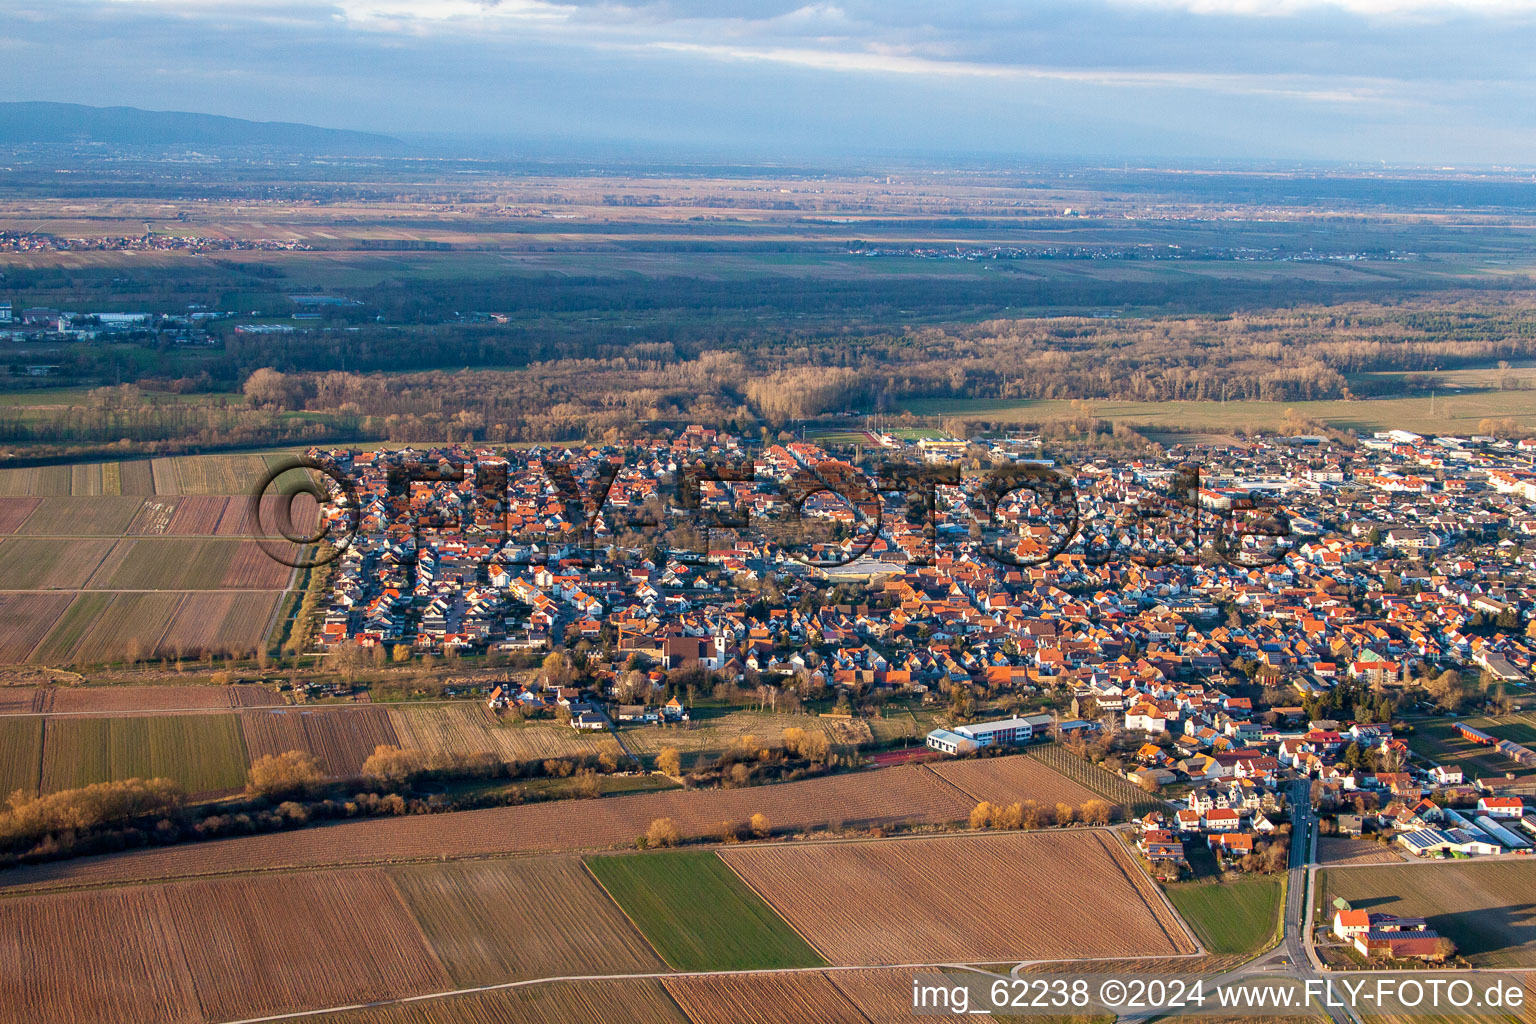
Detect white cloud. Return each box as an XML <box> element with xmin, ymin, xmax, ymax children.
<box><xmin>644</xmin><ymin>41</ymin><xmax>1389</xmax><ymax>102</ymax></box>
<box><xmin>1116</xmin><ymin>0</ymin><xmax>1536</xmax><ymax>14</ymax></box>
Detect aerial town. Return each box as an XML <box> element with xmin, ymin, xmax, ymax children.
<box><xmin>282</xmin><ymin>425</ymin><xmax>1536</xmax><ymax>903</ymax></box>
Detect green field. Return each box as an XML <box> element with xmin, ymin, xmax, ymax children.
<box><xmin>1324</xmin><ymin>861</ymin><xmax>1536</xmax><ymax>967</ymax></box>
<box><xmin>904</xmin><ymin>391</ymin><xmax>1536</xmax><ymax>436</ymax></box>
<box><xmin>0</xmin><ymin>718</ymin><xmax>44</xmax><ymax>798</ymax></box>
<box><xmin>1409</xmin><ymin>717</ymin><xmax>1536</xmax><ymax>780</ymax></box>
<box><xmin>583</xmin><ymin>850</ymin><xmax>826</xmax><ymax>971</ymax></box>
<box><xmin>1163</xmin><ymin>875</ymin><xmax>1284</xmax><ymax>956</ymax></box>
<box><xmin>40</xmin><ymin>714</ymin><xmax>249</xmax><ymax>794</ymax></box>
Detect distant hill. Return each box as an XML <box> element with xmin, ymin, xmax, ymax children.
<box><xmin>0</xmin><ymin>102</ymin><xmax>404</xmax><ymax>153</ymax></box>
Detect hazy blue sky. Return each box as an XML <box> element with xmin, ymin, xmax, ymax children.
<box><xmin>5</xmin><ymin>0</ymin><xmax>1536</xmax><ymax>164</ymax></box>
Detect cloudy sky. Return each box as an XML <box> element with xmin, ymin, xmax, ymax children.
<box><xmin>4</xmin><ymin>0</ymin><xmax>1536</xmax><ymax>164</ymax></box>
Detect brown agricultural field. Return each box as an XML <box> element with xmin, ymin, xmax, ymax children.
<box><xmin>116</xmin><ymin>459</ymin><xmax>157</xmax><ymax>495</ymax></box>
<box><xmin>826</xmin><ymin>967</ymin><xmax>976</xmax><ymax>1023</ymax></box>
<box><xmin>0</xmin><ymin>886</ymin><xmax>200</xmax><ymax>1024</ymax></box>
<box><xmin>160</xmin><ymin>869</ymin><xmax>451</xmax><ymax>1021</ymax></box>
<box><xmin>0</xmin><ymin>465</ymin><xmax>69</xmax><ymax>496</ymax></box>
<box><xmin>924</xmin><ymin>755</ymin><xmax>1107</xmax><ymax>809</ymax></box>
<box><xmin>35</xmin><ymin>683</ymin><xmax>282</xmax><ymax>713</ymax></box>
<box><xmin>0</xmin><ymin>688</ymin><xmax>45</xmax><ymax>714</ymax></box>
<box><xmin>158</xmin><ymin>590</ymin><xmax>282</xmax><ymax>658</ymax></box>
<box><xmin>0</xmin><ymin>593</ymin><xmax>76</xmax><ymax>662</ymax></box>
<box><xmin>0</xmin><ymin>762</ymin><xmax>978</xmax><ymax>892</ymax></box>
<box><xmin>165</xmin><ymin>497</ymin><xmax>227</xmax><ymax>534</ymax></box>
<box><xmin>0</xmin><ymin>497</ymin><xmax>40</xmax><ymax>533</ymax></box>
<box><xmin>1315</xmin><ymin>837</ymin><xmax>1405</xmax><ymax>866</ymax></box>
<box><xmin>720</xmin><ymin>830</ymin><xmax>1198</xmax><ymax>965</ymax></box>
<box><xmin>13</xmin><ymin>496</ymin><xmax>145</xmax><ymax>535</ymax></box>
<box><xmin>150</xmin><ymin>457</ymin><xmax>181</xmax><ymax>495</ymax></box>
<box><xmin>662</xmin><ymin>973</ymin><xmax>870</xmax><ymax>1024</ymax></box>
<box><xmin>84</xmin><ymin>538</ymin><xmax>293</xmax><ymax>590</ymax></box>
<box><xmin>299</xmin><ymin>979</ymin><xmax>691</xmax><ymax>1024</ymax></box>
<box><xmin>0</xmin><ymin>461</ymin><xmax>154</xmax><ymax>497</ymax></box>
<box><xmin>0</xmin><ymin>538</ymin><xmax>117</xmax><ymax>589</ymax></box>
<box><xmin>387</xmin><ymin>704</ymin><xmax>621</xmax><ymax>762</ymax></box>
<box><xmin>218</xmin><ymin>493</ymin><xmax>322</xmax><ymax>537</ymax></box>
<box><xmin>220</xmin><ymin>539</ymin><xmax>298</xmax><ymax>587</ymax></box>
<box><xmin>240</xmin><ymin>706</ymin><xmax>401</xmax><ymax>776</ymax></box>
<box><xmin>388</xmin><ymin>857</ymin><xmax>664</xmax><ymax>986</ymax></box>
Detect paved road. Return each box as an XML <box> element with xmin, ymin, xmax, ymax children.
<box><xmin>1118</xmin><ymin>777</ymin><xmax>1360</xmax><ymax>1024</ymax></box>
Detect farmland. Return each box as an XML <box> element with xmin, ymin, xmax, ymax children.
<box><xmin>1023</xmin><ymin>744</ymin><xmax>1165</xmax><ymax>817</ymax></box>
<box><xmin>13</xmin><ymin>496</ymin><xmax>145</xmax><ymax>536</ymax></box>
<box><xmin>0</xmin><ymin>497</ymin><xmax>39</xmax><ymax>532</ymax></box>
<box><xmin>389</xmin><ymin>857</ymin><xmax>664</xmax><ymax>986</ymax></box>
<box><xmin>0</xmin><ymin>762</ymin><xmax>978</xmax><ymax>893</ymax></box>
<box><xmin>1162</xmin><ymin>876</ymin><xmax>1283</xmax><ymax>956</ymax></box>
<box><xmin>0</xmin><ymin>886</ymin><xmax>200</xmax><ymax>1024</ymax></box>
<box><xmin>585</xmin><ymin>849</ymin><xmax>827</xmax><ymax>971</ymax></box>
<box><xmin>925</xmin><ymin>754</ymin><xmax>1108</xmax><ymax>810</ymax></box>
<box><xmin>616</xmin><ymin>710</ymin><xmax>858</xmax><ymax>762</ymax></box>
<box><xmin>0</xmin><ymin>593</ymin><xmax>75</xmax><ymax>661</ymax></box>
<box><xmin>0</xmin><ymin>718</ymin><xmax>43</xmax><ymax>797</ymax></box>
<box><xmin>719</xmin><ymin>830</ymin><xmax>1197</xmax><ymax>964</ymax></box>
<box><xmin>159</xmin><ymin>870</ymin><xmax>450</xmax><ymax>1021</ymax></box>
<box><xmin>1323</xmin><ymin>861</ymin><xmax>1536</xmax><ymax>967</ymax></box>
<box><xmin>1315</xmin><ymin>837</ymin><xmax>1405</xmax><ymax>866</ymax></box>
<box><xmin>299</xmin><ymin>979</ymin><xmax>691</xmax><ymax>1024</ymax></box>
<box><xmin>84</xmin><ymin>537</ymin><xmax>293</xmax><ymax>590</ymax></box>
<box><xmin>662</xmin><ymin>973</ymin><xmax>869</xmax><ymax>1024</ymax></box>
<box><xmin>240</xmin><ymin>706</ymin><xmax>401</xmax><ymax>777</ymax></box>
<box><xmin>0</xmin><ymin>538</ymin><xmax>117</xmax><ymax>589</ymax></box>
<box><xmin>30</xmin><ymin>683</ymin><xmax>283</xmax><ymax>713</ymax></box>
<box><xmin>0</xmin><ymin>475</ymin><xmax>299</xmax><ymax>667</ymax></box>
<box><xmin>1408</xmin><ymin>717</ymin><xmax>1536</xmax><ymax>780</ymax></box>
<box><xmin>157</xmin><ymin>590</ymin><xmax>285</xmax><ymax>657</ymax></box>
<box><xmin>38</xmin><ymin>714</ymin><xmax>249</xmax><ymax>794</ymax></box>
<box><xmin>387</xmin><ymin>703</ymin><xmax>621</xmax><ymax>762</ymax></box>
<box><xmin>31</xmin><ymin>592</ymin><xmax>185</xmax><ymax>664</ymax></box>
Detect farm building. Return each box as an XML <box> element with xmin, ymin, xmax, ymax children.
<box><xmin>1355</xmin><ymin>930</ymin><xmax>1447</xmax><ymax>961</ymax></box>
<box><xmin>1455</xmin><ymin>723</ymin><xmax>1495</xmax><ymax>745</ymax></box>
<box><xmin>1473</xmin><ymin>816</ymin><xmax>1531</xmax><ymax>850</ymax></box>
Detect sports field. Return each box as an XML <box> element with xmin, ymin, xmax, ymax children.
<box><xmin>583</xmin><ymin>850</ymin><xmax>827</xmax><ymax>971</ymax></box>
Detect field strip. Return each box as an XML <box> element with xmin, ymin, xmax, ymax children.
<box><xmin>713</xmin><ymin>851</ymin><xmax>833</xmax><ymax>964</ymax></box>
<box><xmin>260</xmin><ymin>563</ymin><xmax>302</xmax><ymax>650</ymax></box>
<box><xmin>146</xmin><ymin>592</ymin><xmax>190</xmax><ymax>660</ymax></box>
<box><xmin>209</xmin><ymin>960</ymin><xmax>1101</xmax><ymax>1024</ymax></box>
<box><xmin>916</xmin><ymin>762</ymin><xmax>981</xmax><ymax>802</ymax></box>
<box><xmin>0</xmin><ymin>696</ymin><xmax>469</xmax><ymax>720</ymax></box>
